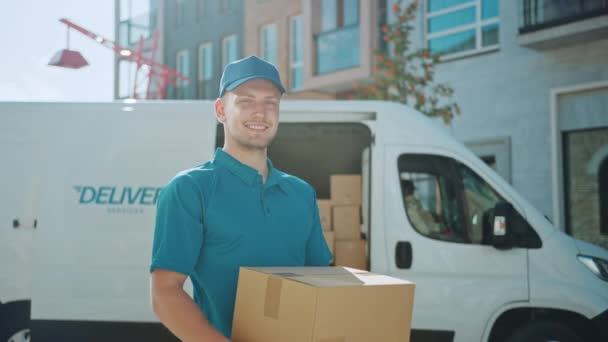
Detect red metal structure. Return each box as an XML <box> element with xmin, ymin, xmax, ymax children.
<box><xmin>54</xmin><ymin>18</ymin><xmax>189</xmax><ymax>99</ymax></box>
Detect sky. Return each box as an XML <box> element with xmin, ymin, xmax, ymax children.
<box><xmin>0</xmin><ymin>1</ymin><xmax>115</xmax><ymax>101</ymax></box>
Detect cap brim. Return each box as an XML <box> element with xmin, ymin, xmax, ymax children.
<box><xmin>224</xmin><ymin>76</ymin><xmax>285</xmax><ymax>94</ymax></box>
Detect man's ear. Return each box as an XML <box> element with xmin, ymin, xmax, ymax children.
<box><xmin>214</xmin><ymin>97</ymin><xmax>226</xmax><ymax>123</ymax></box>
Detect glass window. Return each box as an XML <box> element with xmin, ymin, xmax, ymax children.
<box><xmin>398</xmin><ymin>155</ymin><xmax>469</xmax><ymax>243</ymax></box>
<box><xmin>118</xmin><ymin>60</ymin><xmax>135</xmax><ymax>99</ymax></box>
<box><xmin>482</xmin><ymin>23</ymin><xmax>499</xmax><ymax>47</ymax></box>
<box><xmin>260</xmin><ymin>23</ymin><xmax>278</xmax><ymax>66</ymax></box>
<box><xmin>321</xmin><ymin>0</ymin><xmax>338</xmax><ymax>31</ymax></box>
<box><xmin>175</xmin><ymin>0</ymin><xmax>186</xmax><ymax>28</ymax></box>
<box><xmin>429</xmin><ymin>29</ymin><xmax>475</xmax><ymax>55</ymax></box>
<box><xmin>222</xmin><ymin>34</ymin><xmax>238</xmax><ymax>69</ymax></box>
<box><xmin>459</xmin><ymin>163</ymin><xmax>503</xmax><ymax>244</ymax></box>
<box><xmin>198</xmin><ymin>43</ymin><xmax>213</xmax><ymax>81</ymax></box>
<box><xmin>600</xmin><ymin>157</ymin><xmax>608</xmax><ymax>236</ymax></box>
<box><xmin>196</xmin><ymin>0</ymin><xmax>207</xmax><ymax>21</ymax></box>
<box><xmin>564</xmin><ymin>128</ymin><xmax>608</xmax><ymax>249</ymax></box>
<box><xmin>176</xmin><ymin>49</ymin><xmax>191</xmax><ymax>99</ymax></box>
<box><xmin>398</xmin><ymin>154</ymin><xmax>540</xmax><ymax>247</ymax></box>
<box><xmin>428</xmin><ymin>7</ymin><xmax>475</xmax><ymax>33</ymax></box>
<box><xmin>481</xmin><ymin>0</ymin><xmax>499</xmax><ymax>19</ymax></box>
<box><xmin>197</xmin><ymin>43</ymin><xmax>213</xmax><ymax>99</ymax></box>
<box><xmin>426</xmin><ymin>0</ymin><xmax>499</xmax><ymax>57</ymax></box>
<box><xmin>428</xmin><ymin>0</ymin><xmax>471</xmax><ymax>12</ymax></box>
<box><xmin>343</xmin><ymin>0</ymin><xmax>359</xmax><ymax>26</ymax></box>
<box><xmin>290</xmin><ymin>15</ymin><xmax>303</xmax><ymax>90</ymax></box>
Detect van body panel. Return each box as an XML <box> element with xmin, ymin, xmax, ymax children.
<box><xmin>529</xmin><ymin>231</ymin><xmax>608</xmax><ymax>319</ymax></box>
<box><xmin>1</xmin><ymin>100</ymin><xmax>607</xmax><ymax>341</ymax></box>
<box><xmin>383</xmin><ymin>144</ymin><xmax>529</xmax><ymax>342</ymax></box>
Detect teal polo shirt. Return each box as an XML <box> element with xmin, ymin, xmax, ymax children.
<box><xmin>150</xmin><ymin>148</ymin><xmax>332</xmax><ymax>338</ymax></box>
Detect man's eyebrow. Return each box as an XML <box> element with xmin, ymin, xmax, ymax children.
<box><xmin>236</xmin><ymin>93</ymin><xmax>280</xmax><ymax>100</ymax></box>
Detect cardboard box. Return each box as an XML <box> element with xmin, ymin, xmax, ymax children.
<box><xmin>332</xmin><ymin>205</ymin><xmax>361</xmax><ymax>240</ymax></box>
<box><xmin>316</xmin><ymin>199</ymin><xmax>332</xmax><ymax>231</ymax></box>
<box><xmin>232</xmin><ymin>267</ymin><xmax>415</xmax><ymax>342</ymax></box>
<box><xmin>322</xmin><ymin>230</ymin><xmax>335</xmax><ymax>256</ymax></box>
<box><xmin>335</xmin><ymin>240</ymin><xmax>367</xmax><ymax>270</ymax></box>
<box><xmin>330</xmin><ymin>174</ymin><xmax>362</xmax><ymax>205</ymax></box>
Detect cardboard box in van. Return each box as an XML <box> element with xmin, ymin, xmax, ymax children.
<box><xmin>330</xmin><ymin>174</ymin><xmax>362</xmax><ymax>205</ymax></box>
<box><xmin>335</xmin><ymin>240</ymin><xmax>367</xmax><ymax>270</ymax></box>
<box><xmin>231</xmin><ymin>267</ymin><xmax>415</xmax><ymax>342</ymax></box>
<box><xmin>316</xmin><ymin>199</ymin><xmax>332</xmax><ymax>231</ymax></box>
<box><xmin>332</xmin><ymin>205</ymin><xmax>361</xmax><ymax>240</ymax></box>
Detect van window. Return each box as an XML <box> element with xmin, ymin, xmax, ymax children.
<box><xmin>398</xmin><ymin>154</ymin><xmax>469</xmax><ymax>243</ymax></box>
<box><xmin>459</xmin><ymin>163</ymin><xmax>503</xmax><ymax>244</ymax></box>
<box><xmin>398</xmin><ymin>154</ymin><xmax>541</xmax><ymax>247</ymax></box>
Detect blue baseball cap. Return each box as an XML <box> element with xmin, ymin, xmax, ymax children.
<box><xmin>219</xmin><ymin>55</ymin><xmax>286</xmax><ymax>97</ymax></box>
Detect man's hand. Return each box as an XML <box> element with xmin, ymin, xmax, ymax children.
<box><xmin>151</xmin><ymin>269</ymin><xmax>230</xmax><ymax>342</ymax></box>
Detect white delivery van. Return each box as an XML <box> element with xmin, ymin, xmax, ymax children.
<box><xmin>0</xmin><ymin>100</ymin><xmax>606</xmax><ymax>342</ymax></box>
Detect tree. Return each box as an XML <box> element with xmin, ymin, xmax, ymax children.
<box><xmin>353</xmin><ymin>0</ymin><xmax>460</xmax><ymax>124</ymax></box>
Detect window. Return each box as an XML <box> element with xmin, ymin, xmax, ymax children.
<box><xmin>196</xmin><ymin>0</ymin><xmax>207</xmax><ymax>22</ymax></box>
<box><xmin>321</xmin><ymin>0</ymin><xmax>338</xmax><ymax>30</ymax></box>
<box><xmin>398</xmin><ymin>154</ymin><xmax>540</xmax><ymax>247</ymax></box>
<box><xmin>222</xmin><ymin>34</ymin><xmax>238</xmax><ymax>69</ymax></box>
<box><xmin>425</xmin><ymin>0</ymin><xmax>499</xmax><ymax>57</ymax></box>
<box><xmin>260</xmin><ymin>23</ymin><xmax>278</xmax><ymax>66</ymax></box>
<box><xmin>198</xmin><ymin>43</ymin><xmax>213</xmax><ymax>99</ymax></box>
<box><xmin>118</xmin><ymin>60</ymin><xmax>136</xmax><ymax>99</ymax></box>
<box><xmin>600</xmin><ymin>157</ymin><xmax>608</xmax><ymax>235</ymax></box>
<box><xmin>321</xmin><ymin>0</ymin><xmax>359</xmax><ymax>29</ymax></box>
<box><xmin>563</xmin><ymin>128</ymin><xmax>608</xmax><ymax>249</ymax></box>
<box><xmin>175</xmin><ymin>0</ymin><xmax>186</xmax><ymax>28</ymax></box>
<box><xmin>290</xmin><ymin>15</ymin><xmax>303</xmax><ymax>90</ymax></box>
<box><xmin>176</xmin><ymin>49</ymin><xmax>191</xmax><ymax>99</ymax></box>
<box><xmin>459</xmin><ymin>162</ymin><xmax>503</xmax><ymax>243</ymax></box>
<box><xmin>220</xmin><ymin>0</ymin><xmax>238</xmax><ymax>13</ymax></box>
<box><xmin>316</xmin><ymin>0</ymin><xmax>360</xmax><ymax>74</ymax></box>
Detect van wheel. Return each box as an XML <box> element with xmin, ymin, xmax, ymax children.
<box><xmin>505</xmin><ymin>320</ymin><xmax>582</xmax><ymax>342</ymax></box>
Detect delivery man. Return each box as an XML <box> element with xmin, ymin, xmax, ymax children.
<box><xmin>149</xmin><ymin>56</ymin><xmax>332</xmax><ymax>342</ymax></box>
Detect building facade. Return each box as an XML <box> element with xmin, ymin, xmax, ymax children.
<box><xmin>164</xmin><ymin>0</ymin><xmax>244</xmax><ymax>100</ymax></box>
<box><xmin>406</xmin><ymin>0</ymin><xmax>608</xmax><ymax>248</ymax></box>
<box><xmin>114</xmin><ymin>0</ymin><xmax>608</xmax><ymax>248</ymax></box>
<box><xmin>114</xmin><ymin>0</ymin><xmax>244</xmax><ymax>100</ymax></box>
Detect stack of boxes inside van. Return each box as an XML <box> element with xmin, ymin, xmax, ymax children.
<box><xmin>317</xmin><ymin>174</ymin><xmax>367</xmax><ymax>270</ymax></box>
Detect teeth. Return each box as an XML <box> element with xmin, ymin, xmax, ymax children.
<box><xmin>246</xmin><ymin>124</ymin><xmax>266</xmax><ymax>130</ymax></box>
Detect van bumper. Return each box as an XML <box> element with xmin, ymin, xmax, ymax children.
<box><xmin>592</xmin><ymin>309</ymin><xmax>608</xmax><ymax>340</ymax></box>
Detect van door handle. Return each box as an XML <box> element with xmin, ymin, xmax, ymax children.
<box><xmin>395</xmin><ymin>241</ymin><xmax>412</xmax><ymax>269</ymax></box>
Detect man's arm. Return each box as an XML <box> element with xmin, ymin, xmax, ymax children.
<box><xmin>151</xmin><ymin>269</ymin><xmax>229</xmax><ymax>342</ymax></box>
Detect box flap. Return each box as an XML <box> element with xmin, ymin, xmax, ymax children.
<box><xmin>243</xmin><ymin>267</ymin><xmax>412</xmax><ymax>288</ymax></box>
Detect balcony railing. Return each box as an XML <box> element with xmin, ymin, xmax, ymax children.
<box><xmin>520</xmin><ymin>0</ymin><xmax>608</xmax><ymax>33</ymax></box>
<box><xmin>119</xmin><ymin>10</ymin><xmax>158</xmax><ymax>47</ymax></box>
<box><xmin>315</xmin><ymin>24</ymin><xmax>360</xmax><ymax>75</ymax></box>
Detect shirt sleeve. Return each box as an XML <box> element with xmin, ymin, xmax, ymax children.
<box><xmin>150</xmin><ymin>173</ymin><xmax>204</xmax><ymax>276</ymax></box>
<box><xmin>305</xmin><ymin>190</ymin><xmax>333</xmax><ymax>266</ymax></box>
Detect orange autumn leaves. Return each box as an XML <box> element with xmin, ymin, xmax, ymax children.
<box><xmin>352</xmin><ymin>0</ymin><xmax>460</xmax><ymax>124</ymax></box>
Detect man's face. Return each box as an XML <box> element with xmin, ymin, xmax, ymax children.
<box><xmin>215</xmin><ymin>78</ymin><xmax>281</xmax><ymax>151</ymax></box>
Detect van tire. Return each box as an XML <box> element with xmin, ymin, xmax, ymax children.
<box><xmin>505</xmin><ymin>320</ymin><xmax>582</xmax><ymax>342</ymax></box>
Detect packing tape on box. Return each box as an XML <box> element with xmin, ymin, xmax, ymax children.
<box><xmin>317</xmin><ymin>337</ymin><xmax>346</xmax><ymax>342</ymax></box>
<box><xmin>264</xmin><ymin>276</ymin><xmax>282</xmax><ymax>319</ymax></box>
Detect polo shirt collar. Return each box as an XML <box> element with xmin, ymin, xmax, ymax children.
<box><xmin>214</xmin><ymin>148</ymin><xmax>288</xmax><ymax>194</ymax></box>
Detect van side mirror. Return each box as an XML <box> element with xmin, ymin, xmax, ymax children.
<box><xmin>490</xmin><ymin>201</ymin><xmax>514</xmax><ymax>250</ymax></box>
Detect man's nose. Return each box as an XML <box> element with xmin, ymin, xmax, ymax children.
<box><xmin>251</xmin><ymin>102</ymin><xmax>265</xmax><ymax>118</ymax></box>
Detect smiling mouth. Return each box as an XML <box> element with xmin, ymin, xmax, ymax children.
<box><xmin>245</xmin><ymin>123</ymin><xmax>269</xmax><ymax>132</ymax></box>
